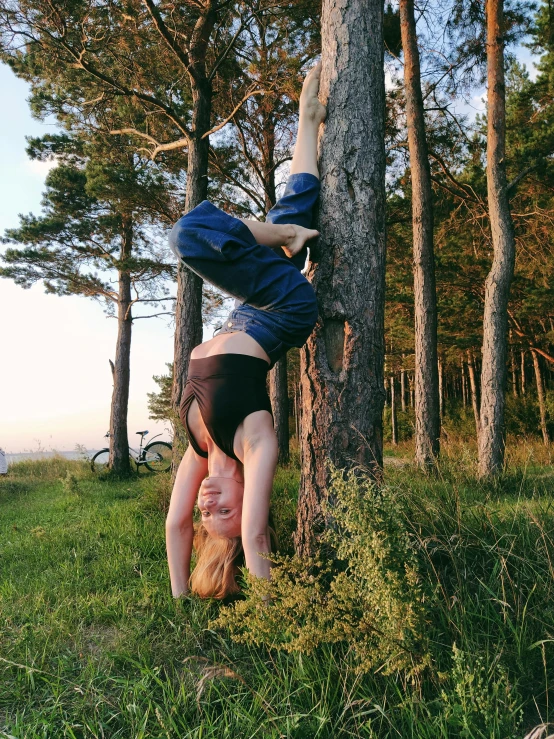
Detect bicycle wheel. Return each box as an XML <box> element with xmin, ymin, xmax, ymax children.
<box><xmin>144</xmin><ymin>441</ymin><xmax>172</xmax><ymax>473</ymax></box>
<box><xmin>91</xmin><ymin>449</ymin><xmax>110</xmax><ymax>473</ymax></box>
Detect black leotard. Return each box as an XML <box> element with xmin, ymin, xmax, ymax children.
<box><xmin>179</xmin><ymin>354</ymin><xmax>272</xmax><ymax>462</ymax></box>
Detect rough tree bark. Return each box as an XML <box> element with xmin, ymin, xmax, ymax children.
<box><xmin>478</xmin><ymin>0</ymin><xmax>516</xmax><ymax>476</ymax></box>
<box><xmin>270</xmin><ymin>354</ymin><xmax>290</xmax><ymax>464</ymax></box>
<box><xmin>400</xmin><ymin>0</ymin><xmax>440</xmax><ymax>467</ymax></box>
<box><xmin>438</xmin><ymin>355</ymin><xmax>444</xmax><ymax>420</ymax></box>
<box><xmin>521</xmin><ymin>349</ymin><xmax>526</xmax><ymax>395</ymax></box>
<box><xmin>462</xmin><ymin>356</ymin><xmax>468</xmax><ymax>407</ymax></box>
<box><xmin>390</xmin><ymin>374</ymin><xmax>398</xmax><ymax>445</ymax></box>
<box><xmin>109</xmin><ymin>214</ymin><xmax>133</xmax><ymax>475</ymax></box>
<box><xmin>467</xmin><ymin>349</ymin><xmax>481</xmax><ymax>436</ymax></box>
<box><xmin>401</xmin><ymin>354</ymin><xmax>407</xmax><ymax>412</ymax></box>
<box><xmin>264</xmin><ymin>145</ymin><xmax>290</xmax><ymax>464</ymax></box>
<box><xmin>172</xmin><ymin>74</ymin><xmax>214</xmax><ymax>464</ymax></box>
<box><xmin>531</xmin><ymin>349</ymin><xmax>550</xmax><ymax>445</ymax></box>
<box><xmin>294</xmin><ymin>0</ymin><xmax>386</xmax><ymax>556</ymax></box>
<box><xmin>510</xmin><ymin>335</ymin><xmax>518</xmax><ymax>397</ymax></box>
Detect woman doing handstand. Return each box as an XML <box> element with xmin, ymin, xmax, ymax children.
<box><xmin>165</xmin><ymin>62</ymin><xmax>326</xmax><ymax>599</ymax></box>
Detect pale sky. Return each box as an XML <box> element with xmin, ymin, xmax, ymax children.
<box><xmin>0</xmin><ymin>66</ymin><xmax>176</xmax><ymax>452</ymax></box>
<box><xmin>0</xmin><ymin>45</ymin><xmax>539</xmax><ymax>453</ymax></box>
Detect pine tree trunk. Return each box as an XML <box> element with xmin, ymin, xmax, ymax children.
<box><xmin>510</xmin><ymin>337</ymin><xmax>518</xmax><ymax>397</ymax></box>
<box><xmin>521</xmin><ymin>349</ymin><xmax>526</xmax><ymax>395</ymax></box>
<box><xmin>265</xmin><ymin>142</ymin><xmax>290</xmax><ymax>465</ymax></box>
<box><xmin>400</xmin><ymin>0</ymin><xmax>440</xmax><ymax>467</ymax></box>
<box><xmin>390</xmin><ymin>374</ymin><xmax>398</xmax><ymax>445</ymax></box>
<box><xmin>478</xmin><ymin>0</ymin><xmax>516</xmax><ymax>476</ymax></box>
<box><xmin>401</xmin><ymin>355</ymin><xmax>407</xmax><ymax>412</ymax></box>
<box><xmin>172</xmin><ymin>80</ymin><xmax>212</xmax><ymax>465</ymax></box>
<box><xmin>438</xmin><ymin>355</ymin><xmax>444</xmax><ymax>421</ymax></box>
<box><xmin>270</xmin><ymin>354</ymin><xmax>290</xmax><ymax>464</ymax></box>
<box><xmin>462</xmin><ymin>356</ymin><xmax>468</xmax><ymax>407</ymax></box>
<box><xmin>109</xmin><ymin>214</ymin><xmax>133</xmax><ymax>475</ymax></box>
<box><xmin>295</xmin><ymin>0</ymin><xmax>386</xmax><ymax>557</ymax></box>
<box><xmin>467</xmin><ymin>349</ymin><xmax>481</xmax><ymax>436</ymax></box>
<box><xmin>531</xmin><ymin>349</ymin><xmax>550</xmax><ymax>445</ymax></box>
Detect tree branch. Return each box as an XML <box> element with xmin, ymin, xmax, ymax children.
<box><xmin>428</xmin><ymin>149</ymin><xmax>482</xmax><ymax>205</ymax></box>
<box><xmin>142</xmin><ymin>0</ymin><xmax>195</xmax><ymax>79</ymax></box>
<box><xmin>202</xmin><ymin>87</ymin><xmax>268</xmax><ymax>139</ymax></box>
<box><xmin>507</xmin><ymin>165</ymin><xmax>536</xmax><ymax>196</ymax></box>
<box><xmin>133</xmin><ymin>311</ymin><xmax>174</xmax><ymax>320</ymax></box>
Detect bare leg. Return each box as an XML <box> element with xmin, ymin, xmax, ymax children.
<box><xmin>238</xmin><ymin>63</ymin><xmax>326</xmax><ymax>256</ymax></box>
<box><xmin>290</xmin><ymin>62</ymin><xmax>326</xmax><ymax>178</ymax></box>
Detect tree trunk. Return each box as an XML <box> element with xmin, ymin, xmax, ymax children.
<box><xmin>438</xmin><ymin>355</ymin><xmax>444</xmax><ymax>421</ymax></box>
<box><xmin>531</xmin><ymin>349</ymin><xmax>550</xmax><ymax>445</ymax></box>
<box><xmin>478</xmin><ymin>0</ymin><xmax>516</xmax><ymax>476</ymax></box>
<box><xmin>172</xmin><ymin>81</ymin><xmax>212</xmax><ymax>465</ymax></box>
<box><xmin>400</xmin><ymin>0</ymin><xmax>440</xmax><ymax>467</ymax></box>
<box><xmin>510</xmin><ymin>336</ymin><xmax>517</xmax><ymax>397</ymax></box>
<box><xmin>109</xmin><ymin>213</ymin><xmax>133</xmax><ymax>475</ymax></box>
<box><xmin>521</xmin><ymin>349</ymin><xmax>526</xmax><ymax>395</ymax></box>
<box><xmin>390</xmin><ymin>374</ymin><xmax>398</xmax><ymax>445</ymax></box>
<box><xmin>462</xmin><ymin>356</ymin><xmax>468</xmax><ymax>407</ymax></box>
<box><xmin>295</xmin><ymin>0</ymin><xmax>386</xmax><ymax>557</ymax></box>
<box><xmin>265</xmin><ymin>132</ymin><xmax>290</xmax><ymax>465</ymax></box>
<box><xmin>270</xmin><ymin>354</ymin><xmax>290</xmax><ymax>464</ymax></box>
<box><xmin>467</xmin><ymin>349</ymin><xmax>481</xmax><ymax>436</ymax></box>
<box><xmin>401</xmin><ymin>354</ymin><xmax>407</xmax><ymax>412</ymax></box>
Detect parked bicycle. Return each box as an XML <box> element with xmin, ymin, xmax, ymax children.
<box><xmin>91</xmin><ymin>430</ymin><xmax>172</xmax><ymax>473</ymax></box>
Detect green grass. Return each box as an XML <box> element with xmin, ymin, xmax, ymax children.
<box><xmin>0</xmin><ymin>449</ymin><xmax>553</xmax><ymax>737</ymax></box>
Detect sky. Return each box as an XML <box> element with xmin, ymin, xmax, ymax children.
<box><xmin>0</xmin><ymin>65</ymin><xmax>175</xmax><ymax>453</ymax></box>
<box><xmin>0</xmin><ymin>44</ymin><xmax>540</xmax><ymax>453</ymax></box>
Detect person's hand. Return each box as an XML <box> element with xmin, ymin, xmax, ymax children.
<box><xmin>282</xmin><ymin>224</ymin><xmax>320</xmax><ymax>258</ymax></box>
<box><xmin>299</xmin><ymin>61</ymin><xmax>326</xmax><ymax>126</ymax></box>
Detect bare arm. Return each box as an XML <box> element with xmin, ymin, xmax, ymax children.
<box><xmin>165</xmin><ymin>445</ymin><xmax>208</xmax><ymax>597</ymax></box>
<box><xmin>240</xmin><ymin>413</ymin><xmax>278</xmax><ymax>581</ymax></box>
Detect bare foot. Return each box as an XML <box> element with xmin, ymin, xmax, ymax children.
<box><xmin>299</xmin><ymin>61</ymin><xmax>326</xmax><ymax>126</ymax></box>
<box><xmin>282</xmin><ymin>224</ymin><xmax>320</xmax><ymax>258</ymax></box>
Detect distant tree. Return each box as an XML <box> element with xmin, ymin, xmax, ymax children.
<box><xmin>148</xmin><ymin>363</ymin><xmax>174</xmax><ymax>426</ymax></box>
<box><xmin>1</xmin><ymin>135</ymin><xmax>175</xmax><ymax>475</ymax></box>
<box><xmin>399</xmin><ymin>0</ymin><xmax>440</xmax><ymax>467</ymax></box>
<box><xmin>0</xmin><ymin>0</ymin><xmax>268</xmax><ymax>467</ymax></box>
<box><xmin>209</xmin><ymin>8</ymin><xmax>319</xmax><ymax>465</ymax></box>
<box><xmin>478</xmin><ymin>0</ymin><xmax>519</xmax><ymax>475</ymax></box>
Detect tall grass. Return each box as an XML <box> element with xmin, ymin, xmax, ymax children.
<box><xmin>0</xmin><ymin>447</ymin><xmax>553</xmax><ymax>737</ymax></box>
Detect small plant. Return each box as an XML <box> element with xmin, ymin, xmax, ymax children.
<box><xmin>440</xmin><ymin>645</ymin><xmax>523</xmax><ymax>738</ymax></box>
<box><xmin>62</xmin><ymin>470</ymin><xmax>80</xmax><ymax>495</ymax></box>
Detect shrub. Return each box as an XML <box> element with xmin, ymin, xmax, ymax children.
<box><xmin>214</xmin><ymin>467</ymin><xmax>430</xmax><ymax>676</ymax></box>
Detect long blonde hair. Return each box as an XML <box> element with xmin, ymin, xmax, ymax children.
<box><xmin>189</xmin><ymin>524</ymin><xmax>243</xmax><ymax>599</ymax></box>
<box><xmin>190</xmin><ymin>522</ymin><xmax>278</xmax><ymax>600</ymax></box>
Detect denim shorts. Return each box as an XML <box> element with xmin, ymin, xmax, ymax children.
<box><xmin>169</xmin><ymin>173</ymin><xmax>320</xmax><ymax>367</ymax></box>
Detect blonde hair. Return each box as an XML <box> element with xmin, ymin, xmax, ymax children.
<box><xmin>189</xmin><ymin>524</ymin><xmax>243</xmax><ymax>599</ymax></box>
<box><xmin>190</xmin><ymin>522</ymin><xmax>279</xmax><ymax>600</ymax></box>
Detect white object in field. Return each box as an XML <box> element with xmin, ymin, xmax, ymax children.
<box><xmin>0</xmin><ymin>448</ymin><xmax>7</xmax><ymax>474</ymax></box>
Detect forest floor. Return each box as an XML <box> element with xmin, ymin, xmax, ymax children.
<box><xmin>0</xmin><ymin>445</ymin><xmax>553</xmax><ymax>738</ymax></box>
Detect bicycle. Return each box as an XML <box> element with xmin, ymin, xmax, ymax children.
<box><xmin>90</xmin><ymin>430</ymin><xmax>172</xmax><ymax>473</ymax></box>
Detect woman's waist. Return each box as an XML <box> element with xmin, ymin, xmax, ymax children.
<box><xmin>186</xmin><ymin>351</ymin><xmax>270</xmax><ymax>380</ymax></box>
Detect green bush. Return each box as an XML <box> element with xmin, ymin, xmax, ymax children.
<box><xmin>214</xmin><ymin>467</ymin><xmax>429</xmax><ymax>676</ymax></box>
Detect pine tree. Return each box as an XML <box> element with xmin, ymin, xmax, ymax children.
<box><xmin>1</xmin><ymin>135</ymin><xmax>175</xmax><ymax>474</ymax></box>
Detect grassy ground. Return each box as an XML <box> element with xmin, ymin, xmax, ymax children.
<box><xmin>0</xmin><ymin>446</ymin><xmax>553</xmax><ymax>738</ymax></box>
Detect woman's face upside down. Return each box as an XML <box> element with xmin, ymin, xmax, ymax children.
<box><xmin>197</xmin><ymin>476</ymin><xmax>244</xmax><ymax>538</ymax></box>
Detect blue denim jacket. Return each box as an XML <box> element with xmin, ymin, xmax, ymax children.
<box><xmin>169</xmin><ymin>173</ymin><xmax>320</xmax><ymax>366</ymax></box>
